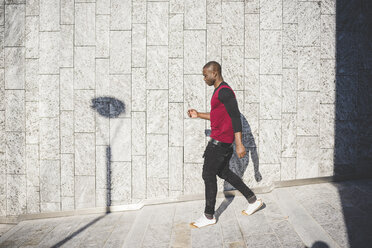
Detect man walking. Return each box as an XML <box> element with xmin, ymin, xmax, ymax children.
<box><xmin>188</xmin><ymin>61</ymin><xmax>263</xmax><ymax>228</ymax></box>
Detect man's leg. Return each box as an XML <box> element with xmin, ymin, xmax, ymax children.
<box><xmin>217</xmin><ymin>150</ymin><xmax>257</xmax><ymax>203</ymax></box>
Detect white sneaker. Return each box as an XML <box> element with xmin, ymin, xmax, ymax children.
<box><xmin>190</xmin><ymin>214</ymin><xmax>216</xmax><ymax>228</ymax></box>
<box><xmin>242</xmin><ymin>199</ymin><xmax>263</xmax><ymax>216</ymax></box>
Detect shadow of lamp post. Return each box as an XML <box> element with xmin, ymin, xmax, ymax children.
<box><xmin>91</xmin><ymin>97</ymin><xmax>125</xmax><ymax>210</ymax></box>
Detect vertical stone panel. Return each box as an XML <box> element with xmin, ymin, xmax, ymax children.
<box><xmin>184</xmin><ymin>30</ymin><xmax>206</xmax><ymax>74</ymax></box>
<box><xmin>96</xmin><ymin>59</ymin><xmax>110</xmax><ymax>98</ymax></box>
<box><xmin>0</xmin><ymin>70</ymin><xmax>4</xmax><ymax>110</ymax></box>
<box><xmin>222</xmin><ymin>46</ymin><xmax>244</xmax><ymax>90</ymax></box>
<box><xmin>170</xmin><ymin>0</ymin><xmax>184</xmax><ymax>14</ymax></box>
<box><xmin>147</xmin><ymin>134</ymin><xmax>168</xmax><ymax>178</ymax></box>
<box><xmin>39</xmin><ymin>75</ymin><xmax>59</xmax><ymax>118</ymax></box>
<box><xmin>259</xmin><ymin>120</ymin><xmax>281</xmax><ymax>164</ymax></box>
<box><xmin>25</xmin><ymin>101</ymin><xmax>38</xmax><ymax>144</ymax></box>
<box><xmin>39</xmin><ymin>117</ymin><xmax>59</xmax><ymax>160</ymax></box>
<box><xmin>7</xmin><ymin>174</ymin><xmax>27</xmax><ymax>215</ymax></box>
<box><xmin>132</xmin><ymin>1</ymin><xmax>146</xmax><ymax>24</ymax></box>
<box><xmin>282</xmin><ymin>69</ymin><xmax>297</xmax><ymax>113</ymax></box>
<box><xmin>147</xmin><ymin>2</ymin><xmax>168</xmax><ymax>45</ymax></box>
<box><xmin>296</xmin><ymin>136</ymin><xmax>320</xmax><ymax>179</ymax></box>
<box><xmin>184</xmin><ymin>75</ymin><xmax>205</xmax><ymax>118</ymax></box>
<box><xmin>60</xmin><ymin>25</ymin><xmax>73</xmax><ymax>67</ymax></box>
<box><xmin>95</xmin><ymin>145</ymin><xmax>106</xmax><ymax>207</ymax></box>
<box><xmin>110</xmin><ymin>118</ymin><xmax>131</xmax><ymax>162</ymax></box>
<box><xmin>27</xmin><ymin>186</ymin><xmax>40</xmax><ymax>214</ymax></box>
<box><xmin>321</xmin><ymin>0</ymin><xmax>336</xmax><ymax>15</ymax></box>
<box><xmin>320</xmin><ymin>59</ymin><xmax>336</xmax><ymax>104</ymax></box>
<box><xmin>298</xmin><ymin>47</ymin><xmax>320</xmax><ymax>91</ymax></box>
<box><xmin>61</xmin><ymin>0</ymin><xmax>74</xmax><ymax>24</ymax></box>
<box><xmin>242</xmin><ymin>102</ymin><xmax>259</xmax><ymax>137</ymax></box>
<box><xmin>169</xmin><ymin>13</ymin><xmax>183</xmax><ymax>58</ymax></box>
<box><xmin>25</xmin><ymin>59</ymin><xmax>38</xmax><ymax>102</ymax></box>
<box><xmin>319</xmin><ymin>148</ymin><xmax>334</xmax><ymax>176</ymax></box>
<box><xmin>281</xmin><ymin>157</ymin><xmax>296</xmax><ymax>181</ymax></box>
<box><xmin>39</xmin><ymin>32</ymin><xmax>59</xmax><ymax>74</ymax></box>
<box><xmin>132</xmin><ymin>24</ymin><xmax>146</xmax><ymax>67</ymax></box>
<box><xmin>298</xmin><ymin>1</ymin><xmax>320</xmax><ymax>46</ymax></box>
<box><xmin>5</xmin><ymin>90</ymin><xmax>25</xmax><ymax>132</ymax></box>
<box><xmin>147</xmin><ymin>46</ymin><xmax>168</xmax><ymax>89</ymax></box>
<box><xmin>25</xmin><ymin>144</ymin><xmax>38</xmax><ymax>189</ymax></box>
<box><xmin>75</xmin><ymin>2</ymin><xmax>95</xmax><ymax>45</ymax></box>
<box><xmin>260</xmin><ymin>30</ymin><xmax>282</xmax><ymax>75</ymax></box>
<box><xmin>132</xmin><ymin>68</ymin><xmax>146</xmax><ymax>111</ymax></box>
<box><xmin>283</xmin><ymin>24</ymin><xmax>298</xmax><ymax>69</ymax></box>
<box><xmin>132</xmin><ymin>112</ymin><xmax>146</xmax><ymax>156</ymax></box>
<box><xmin>207</xmin><ymin>24</ymin><xmax>221</xmax><ymax>63</ymax></box>
<box><xmin>111</xmin><ymin>161</ymin><xmax>131</xmax><ymax>205</ymax></box>
<box><xmin>321</xmin><ymin>14</ymin><xmax>336</xmax><ymax>59</ymax></box>
<box><xmin>61</xmin><ymin>111</ymin><xmax>74</xmax><ymax>154</ymax></box>
<box><xmin>110</xmin><ymin>31</ymin><xmax>131</xmax><ymax>74</ymax></box>
<box><xmin>75</xmin><ymin>175</ymin><xmax>95</xmax><ymax>208</ymax></box>
<box><xmin>110</xmin><ymin>74</ymin><xmax>132</xmax><ymax>118</ymax></box>
<box><xmin>110</xmin><ymin>0</ymin><xmax>131</xmax><ymax>30</ymax></box>
<box><xmin>40</xmin><ymin>0</ymin><xmax>60</xmax><ymax>31</ymax></box>
<box><xmin>147</xmin><ymin>90</ymin><xmax>168</xmax><ymax>134</ymax></box>
<box><xmin>26</xmin><ymin>0</ymin><xmax>39</xmax><ymax>16</ymax></box>
<box><xmin>282</xmin><ymin>113</ymin><xmax>296</xmax><ymax>158</ymax></box>
<box><xmin>0</xmin><ymin>28</ymin><xmax>3</xmax><ymax>68</ymax></box>
<box><xmin>132</xmin><ymin>156</ymin><xmax>146</xmax><ymax>200</ymax></box>
<box><xmin>245</xmin><ymin>0</ymin><xmax>259</xmax><ymax>14</ymax></box>
<box><xmin>169</xmin><ymin>58</ymin><xmax>183</xmax><ymax>102</ymax></box>
<box><xmin>147</xmin><ymin>177</ymin><xmax>168</xmax><ymax>199</ymax></box>
<box><xmin>297</xmin><ymin>92</ymin><xmax>319</xmax><ymax>136</ymax></box>
<box><xmin>60</xmin><ymin>68</ymin><xmax>73</xmax><ymax>111</ymax></box>
<box><xmin>40</xmin><ymin>160</ymin><xmax>60</xmax><ymax>211</ymax></box>
<box><xmin>61</xmin><ymin>197</ymin><xmax>74</xmax><ymax>211</ymax></box>
<box><xmin>259</xmin><ymin>0</ymin><xmax>282</xmax><ymax>30</ymax></box>
<box><xmin>74</xmin><ymin>90</ymin><xmax>95</xmax><ymax>133</ymax></box>
<box><xmin>6</xmin><ymin>132</ymin><xmax>25</xmax><ymax>174</ymax></box>
<box><xmin>96</xmin><ymin>15</ymin><xmax>110</xmax><ymax>58</ymax></box>
<box><xmin>184</xmin><ymin>163</ymin><xmax>203</xmax><ymax>194</ymax></box>
<box><xmin>169</xmin><ymin>103</ymin><xmax>183</xmax><ymax>147</ymax></box>
<box><xmin>320</xmin><ymin>104</ymin><xmax>335</xmax><ymax>148</ymax></box>
<box><xmin>4</xmin><ymin>4</ymin><xmax>25</xmax><ymax>46</ymax></box>
<box><xmin>245</xmin><ymin>14</ymin><xmax>259</xmax><ymax>59</ymax></box>
<box><xmin>25</xmin><ymin>16</ymin><xmax>39</xmax><ymax>59</ymax></box>
<box><xmin>184</xmin><ymin>0</ymin><xmax>206</xmax><ymax>29</ymax></box>
<box><xmin>5</xmin><ymin>47</ymin><xmax>25</xmax><ymax>89</ymax></box>
<box><xmin>283</xmin><ymin>0</ymin><xmax>297</xmax><ymax>24</ymax></box>
<box><xmin>169</xmin><ymin>147</ymin><xmax>183</xmax><ymax>192</ymax></box>
<box><xmin>207</xmin><ymin>0</ymin><xmax>221</xmax><ymax>24</ymax></box>
<box><xmin>74</xmin><ymin>47</ymin><xmax>95</xmax><ymax>89</ymax></box>
<box><xmin>260</xmin><ymin>75</ymin><xmax>281</xmax><ymax>120</ymax></box>
<box><xmin>96</xmin><ymin>0</ymin><xmax>110</xmax><ymax>15</ymax></box>
<box><xmin>222</xmin><ymin>2</ymin><xmax>244</xmax><ymax>46</ymax></box>
<box><xmin>184</xmin><ymin>119</ymin><xmax>205</xmax><ymax>164</ymax></box>
<box><xmin>75</xmin><ymin>133</ymin><xmax>95</xmax><ymax>175</ymax></box>
<box><xmin>61</xmin><ymin>154</ymin><xmax>74</xmax><ymax>198</ymax></box>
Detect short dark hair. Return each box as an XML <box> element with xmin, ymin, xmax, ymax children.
<box><xmin>203</xmin><ymin>61</ymin><xmax>221</xmax><ymax>75</ymax></box>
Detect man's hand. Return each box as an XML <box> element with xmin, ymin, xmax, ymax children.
<box><xmin>236</xmin><ymin>143</ymin><xmax>246</xmax><ymax>158</ymax></box>
<box><xmin>188</xmin><ymin>109</ymin><xmax>198</xmax><ymax>118</ymax></box>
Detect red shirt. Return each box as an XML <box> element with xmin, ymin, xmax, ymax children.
<box><xmin>210</xmin><ymin>84</ymin><xmax>236</xmax><ymax>143</ymax></box>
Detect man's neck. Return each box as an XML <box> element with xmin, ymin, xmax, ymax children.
<box><xmin>214</xmin><ymin>78</ymin><xmax>224</xmax><ymax>89</ymax></box>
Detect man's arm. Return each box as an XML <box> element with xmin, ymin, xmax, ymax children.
<box><xmin>187</xmin><ymin>109</ymin><xmax>210</xmax><ymax>120</ymax></box>
<box><xmin>218</xmin><ymin>88</ymin><xmax>246</xmax><ymax>158</ymax></box>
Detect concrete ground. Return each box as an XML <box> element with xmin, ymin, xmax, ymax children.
<box><xmin>0</xmin><ymin>179</ymin><xmax>371</xmax><ymax>248</ymax></box>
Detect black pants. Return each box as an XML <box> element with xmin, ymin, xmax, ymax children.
<box><xmin>202</xmin><ymin>141</ymin><xmax>256</xmax><ymax>215</ymax></box>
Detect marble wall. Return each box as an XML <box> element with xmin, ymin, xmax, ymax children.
<box><xmin>0</xmin><ymin>0</ymin><xmax>369</xmax><ymax>217</ymax></box>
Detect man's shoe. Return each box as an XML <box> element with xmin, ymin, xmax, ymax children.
<box><xmin>190</xmin><ymin>214</ymin><xmax>216</xmax><ymax>228</ymax></box>
<box><xmin>242</xmin><ymin>199</ymin><xmax>263</xmax><ymax>216</ymax></box>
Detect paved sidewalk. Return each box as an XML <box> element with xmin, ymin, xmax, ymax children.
<box><xmin>0</xmin><ymin>179</ymin><xmax>371</xmax><ymax>248</ymax></box>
